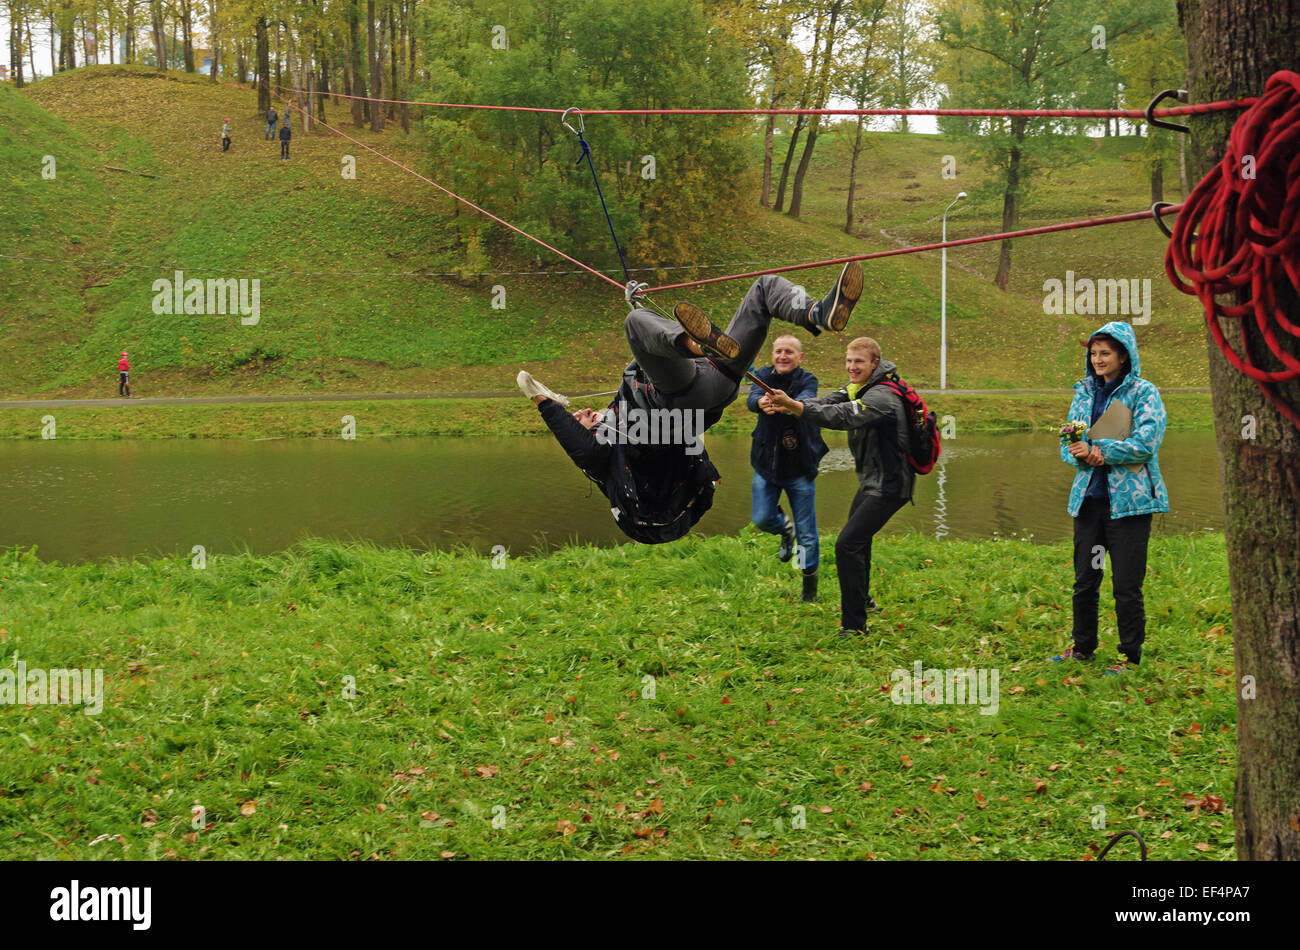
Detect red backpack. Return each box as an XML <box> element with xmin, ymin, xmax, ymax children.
<box><xmin>871</xmin><ymin>371</ymin><xmax>941</xmax><ymax>475</ymax></box>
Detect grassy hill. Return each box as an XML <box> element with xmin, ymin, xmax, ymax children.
<box><xmin>1</xmin><ymin>66</ymin><xmax>1208</xmax><ymax>400</ymax></box>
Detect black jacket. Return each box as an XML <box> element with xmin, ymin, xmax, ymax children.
<box><xmin>801</xmin><ymin>359</ymin><xmax>914</xmax><ymax>501</ymax></box>
<box><xmin>747</xmin><ymin>366</ymin><xmax>827</xmax><ymax>483</ymax></box>
<box><xmin>539</xmin><ymin>362</ymin><xmax>719</xmax><ymax>543</ymax></box>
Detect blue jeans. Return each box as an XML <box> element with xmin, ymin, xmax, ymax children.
<box><xmin>751</xmin><ymin>472</ymin><xmax>819</xmax><ymax>573</ymax></box>
<box><xmin>266</xmin><ymin>121</ymin><xmax>276</xmax><ymax>139</ymax></box>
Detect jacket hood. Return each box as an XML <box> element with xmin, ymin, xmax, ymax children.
<box><xmin>869</xmin><ymin>358</ymin><xmax>897</xmax><ymax>385</ymax></box>
<box><xmin>1085</xmin><ymin>320</ymin><xmax>1141</xmax><ymax>380</ymax></box>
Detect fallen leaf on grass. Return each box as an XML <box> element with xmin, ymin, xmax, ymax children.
<box><xmin>900</xmin><ymin>755</ymin><xmax>913</xmax><ymax>769</ymax></box>
<box><xmin>1194</xmin><ymin>842</ymin><xmax>1211</xmax><ymax>852</ymax></box>
<box><xmin>556</xmin><ymin>819</ymin><xmax>577</xmax><ymax>835</ymax></box>
<box><xmin>1033</xmin><ymin>780</ymin><xmax>1047</xmax><ymax>794</ymax></box>
<box><xmin>475</xmin><ymin>765</ymin><xmax>498</xmax><ymax>779</ymax></box>
<box><xmin>239</xmin><ymin>801</ymin><xmax>256</xmax><ymax>817</ymax></box>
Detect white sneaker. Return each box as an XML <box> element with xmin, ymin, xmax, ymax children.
<box><xmin>516</xmin><ymin>370</ymin><xmax>570</xmax><ymax>408</ymax></box>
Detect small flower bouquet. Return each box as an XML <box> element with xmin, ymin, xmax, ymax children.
<box><xmin>1059</xmin><ymin>420</ymin><xmax>1089</xmax><ymax>445</ymax></box>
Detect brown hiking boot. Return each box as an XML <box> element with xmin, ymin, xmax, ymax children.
<box><xmin>673</xmin><ymin>302</ymin><xmax>740</xmax><ymax>360</ymax></box>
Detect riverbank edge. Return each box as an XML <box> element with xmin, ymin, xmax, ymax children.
<box><xmin>0</xmin><ymin>391</ymin><xmax>1215</xmax><ymax>441</ymax></box>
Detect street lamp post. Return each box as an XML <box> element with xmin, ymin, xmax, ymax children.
<box><xmin>941</xmin><ymin>192</ymin><xmax>966</xmax><ymax>390</ymax></box>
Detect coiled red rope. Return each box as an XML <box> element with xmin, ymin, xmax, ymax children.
<box><xmin>1166</xmin><ymin>70</ymin><xmax>1300</xmax><ymax>428</ymax></box>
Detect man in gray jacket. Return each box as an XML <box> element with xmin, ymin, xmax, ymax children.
<box><xmin>768</xmin><ymin>336</ymin><xmax>913</xmax><ymax>636</ymax></box>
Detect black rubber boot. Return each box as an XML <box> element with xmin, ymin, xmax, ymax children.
<box><xmin>801</xmin><ymin>571</ymin><xmax>818</xmax><ymax>603</ymax></box>
<box><xmin>777</xmin><ymin>511</ymin><xmax>797</xmax><ymax>563</ymax></box>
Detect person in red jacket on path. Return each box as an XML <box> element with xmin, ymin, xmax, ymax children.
<box><xmin>118</xmin><ymin>351</ymin><xmax>131</xmax><ymax>397</ymax></box>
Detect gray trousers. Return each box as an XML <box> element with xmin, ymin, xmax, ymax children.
<box><xmin>623</xmin><ymin>275</ymin><xmax>814</xmax><ymax>411</ymax></box>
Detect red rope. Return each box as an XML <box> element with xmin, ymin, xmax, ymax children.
<box><xmin>644</xmin><ymin>206</ymin><xmax>1181</xmax><ymax>293</ymax></box>
<box><xmin>1166</xmin><ymin>70</ymin><xmax>1300</xmax><ymax>429</ymax></box>
<box><xmin>276</xmin><ymin>85</ymin><xmax>1254</xmax><ymax>120</ymax></box>
<box><xmin>277</xmin><ymin>98</ymin><xmax>624</xmax><ymax>292</ymax></box>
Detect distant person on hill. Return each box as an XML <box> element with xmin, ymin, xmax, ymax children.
<box><xmin>517</xmin><ymin>263</ymin><xmax>863</xmax><ymax>544</ymax></box>
<box><xmin>748</xmin><ymin>334</ymin><xmax>828</xmax><ymax>602</ymax></box>
<box><xmin>279</xmin><ymin>115</ymin><xmax>291</xmax><ymax>160</ymax></box>
<box><xmin>767</xmin><ymin>336</ymin><xmax>914</xmax><ymax>637</ymax></box>
<box><xmin>117</xmin><ymin>351</ymin><xmax>130</xmax><ymax>397</ymax></box>
<box><xmin>222</xmin><ymin>118</ymin><xmax>232</xmax><ymax>152</ymax></box>
<box><xmin>266</xmin><ymin>106</ymin><xmax>278</xmax><ymax>140</ymax></box>
<box><xmin>1051</xmin><ymin>321</ymin><xmax>1168</xmax><ymax>675</ymax></box>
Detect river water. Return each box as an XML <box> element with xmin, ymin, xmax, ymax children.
<box><xmin>0</xmin><ymin>431</ymin><xmax>1222</xmax><ymax>563</ymax></box>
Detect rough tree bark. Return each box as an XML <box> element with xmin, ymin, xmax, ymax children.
<box><xmin>349</xmin><ymin>0</ymin><xmax>367</xmax><ymax>126</ymax></box>
<box><xmin>150</xmin><ymin>0</ymin><xmax>165</xmax><ymax>70</ymax></box>
<box><xmin>1177</xmin><ymin>0</ymin><xmax>1300</xmax><ymax>862</ymax></box>
<box><xmin>255</xmin><ymin>16</ymin><xmax>269</xmax><ymax>114</ymax></box>
<box><xmin>180</xmin><ymin>0</ymin><xmax>194</xmax><ymax>71</ymax></box>
<box><xmin>368</xmin><ymin>0</ymin><xmax>383</xmax><ymax>131</ymax></box>
<box><xmin>994</xmin><ymin>117</ymin><xmax>1027</xmax><ymax>291</ymax></box>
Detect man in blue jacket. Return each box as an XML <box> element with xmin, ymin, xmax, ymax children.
<box><xmin>749</xmin><ymin>334</ymin><xmax>828</xmax><ymax>601</ymax></box>
<box><xmin>1053</xmin><ymin>320</ymin><xmax>1169</xmax><ymax>673</ymax></box>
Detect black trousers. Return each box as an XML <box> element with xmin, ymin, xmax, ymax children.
<box><xmin>835</xmin><ymin>489</ymin><xmax>907</xmax><ymax>631</ymax></box>
<box><xmin>1072</xmin><ymin>496</ymin><xmax>1152</xmax><ymax>662</ymax></box>
<box><xmin>222</xmin><ymin>136</ymin><xmax>231</xmax><ymax>152</ymax></box>
<box><xmin>280</xmin><ymin>139</ymin><xmax>290</xmax><ymax>159</ymax></box>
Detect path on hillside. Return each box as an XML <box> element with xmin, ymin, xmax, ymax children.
<box><xmin>0</xmin><ymin>387</ymin><xmax>1211</xmax><ymax>408</ymax></box>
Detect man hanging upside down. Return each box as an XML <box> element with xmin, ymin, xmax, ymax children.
<box><xmin>516</xmin><ymin>262</ymin><xmax>863</xmax><ymax>543</ymax></box>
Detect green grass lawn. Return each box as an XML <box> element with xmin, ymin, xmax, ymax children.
<box><xmin>0</xmin><ymin>532</ymin><xmax>1234</xmax><ymax>860</ymax></box>
<box><xmin>2</xmin><ymin>66</ymin><xmax>1210</xmax><ymax>402</ymax></box>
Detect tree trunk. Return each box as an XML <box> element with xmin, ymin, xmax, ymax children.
<box><xmin>388</xmin><ymin>4</ymin><xmax>398</xmax><ymax>121</ymax></box>
<box><xmin>9</xmin><ymin>1</ymin><xmax>23</xmax><ymax>87</ymax></box>
<box><xmin>368</xmin><ymin>0</ymin><xmax>383</xmax><ymax>131</ymax></box>
<box><xmin>1178</xmin><ymin>0</ymin><xmax>1300</xmax><ymax>862</ymax></box>
<box><xmin>398</xmin><ymin>0</ymin><xmax>409</xmax><ymax>131</ymax></box>
<box><xmin>773</xmin><ymin>119</ymin><xmax>803</xmax><ymax>212</ymax></box>
<box><xmin>1178</xmin><ymin>133</ymin><xmax>1190</xmax><ymax>197</ymax></box>
<box><xmin>255</xmin><ymin>16</ymin><xmax>269</xmax><ymax>114</ymax></box>
<box><xmin>788</xmin><ymin>128</ymin><xmax>819</xmax><ymax>218</ymax></box>
<box><xmin>180</xmin><ymin>0</ymin><xmax>193</xmax><ymax>71</ymax></box>
<box><xmin>25</xmin><ymin>12</ymin><xmax>35</xmax><ymax>77</ymax></box>
<box><xmin>125</xmin><ymin>0</ymin><xmax>134</xmax><ymax>63</ymax></box>
<box><xmin>1150</xmin><ymin>161</ymin><xmax>1163</xmax><ymax>204</ymax></box>
<box><xmin>845</xmin><ymin>114</ymin><xmax>865</xmax><ymax>234</ymax></box>
<box><xmin>761</xmin><ymin>114</ymin><xmax>775</xmax><ymax>207</ymax></box>
<box><xmin>150</xmin><ymin>1</ymin><xmax>165</xmax><ymax>70</ymax></box>
<box><xmin>348</xmin><ymin>0</ymin><xmax>366</xmax><ymax>126</ymax></box>
<box><xmin>994</xmin><ymin>118</ymin><xmax>1027</xmax><ymax>291</ymax></box>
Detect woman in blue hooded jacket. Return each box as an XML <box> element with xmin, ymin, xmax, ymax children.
<box><xmin>1052</xmin><ymin>321</ymin><xmax>1169</xmax><ymax>673</ymax></box>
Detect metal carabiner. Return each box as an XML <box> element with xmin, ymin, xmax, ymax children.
<box><xmin>625</xmin><ymin>280</ymin><xmax>649</xmax><ymax>308</ymax></box>
<box><xmin>1151</xmin><ymin>201</ymin><xmax>1176</xmax><ymax>239</ymax></box>
<box><xmin>561</xmin><ymin>107</ymin><xmax>585</xmax><ymax>137</ymax></box>
<box><xmin>1144</xmin><ymin>88</ymin><xmax>1190</xmax><ymax>134</ymax></box>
